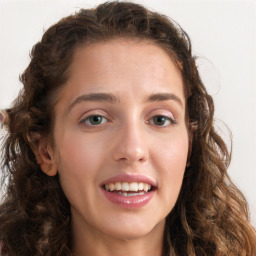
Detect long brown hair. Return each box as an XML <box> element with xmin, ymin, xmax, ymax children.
<box><xmin>0</xmin><ymin>2</ymin><xmax>255</xmax><ymax>255</ymax></box>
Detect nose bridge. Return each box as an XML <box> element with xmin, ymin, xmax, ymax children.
<box><xmin>112</xmin><ymin>116</ymin><xmax>148</xmax><ymax>163</ymax></box>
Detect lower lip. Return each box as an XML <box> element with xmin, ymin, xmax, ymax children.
<box><xmin>101</xmin><ymin>188</ymin><xmax>154</xmax><ymax>209</ymax></box>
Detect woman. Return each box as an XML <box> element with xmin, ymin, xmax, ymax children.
<box><xmin>0</xmin><ymin>1</ymin><xmax>255</xmax><ymax>255</ymax></box>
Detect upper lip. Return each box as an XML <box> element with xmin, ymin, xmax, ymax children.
<box><xmin>100</xmin><ymin>173</ymin><xmax>157</xmax><ymax>188</ymax></box>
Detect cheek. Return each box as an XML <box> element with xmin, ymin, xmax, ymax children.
<box><xmin>54</xmin><ymin>132</ymin><xmax>107</xmax><ymax>201</ymax></box>
<box><xmin>153</xmin><ymin>128</ymin><xmax>188</xmax><ymax>170</ymax></box>
<box><xmin>56</xmin><ymin>130</ymin><xmax>106</xmax><ymax>175</ymax></box>
<box><xmin>152</xmin><ymin>129</ymin><xmax>188</xmax><ymax>201</ymax></box>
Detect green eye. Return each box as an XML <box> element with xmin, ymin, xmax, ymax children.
<box><xmin>83</xmin><ymin>115</ymin><xmax>108</xmax><ymax>125</ymax></box>
<box><xmin>150</xmin><ymin>115</ymin><xmax>174</xmax><ymax>126</ymax></box>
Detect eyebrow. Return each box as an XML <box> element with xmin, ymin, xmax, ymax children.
<box><xmin>68</xmin><ymin>92</ymin><xmax>183</xmax><ymax>112</ymax></box>
<box><xmin>68</xmin><ymin>93</ymin><xmax>117</xmax><ymax>112</ymax></box>
<box><xmin>145</xmin><ymin>92</ymin><xmax>183</xmax><ymax>108</ymax></box>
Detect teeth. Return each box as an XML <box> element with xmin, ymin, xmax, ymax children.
<box><xmin>130</xmin><ymin>182</ymin><xmax>138</xmax><ymax>191</ymax></box>
<box><xmin>122</xmin><ymin>182</ymin><xmax>129</xmax><ymax>191</ymax></box>
<box><xmin>144</xmin><ymin>183</ymin><xmax>151</xmax><ymax>192</ymax></box>
<box><xmin>117</xmin><ymin>192</ymin><xmax>145</xmax><ymax>197</ymax></box>
<box><xmin>115</xmin><ymin>182</ymin><xmax>122</xmax><ymax>191</ymax></box>
<box><xmin>109</xmin><ymin>183</ymin><xmax>115</xmax><ymax>191</ymax></box>
<box><xmin>138</xmin><ymin>182</ymin><xmax>144</xmax><ymax>190</ymax></box>
<box><xmin>104</xmin><ymin>182</ymin><xmax>152</xmax><ymax>193</ymax></box>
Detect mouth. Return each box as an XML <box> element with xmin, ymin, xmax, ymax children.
<box><xmin>100</xmin><ymin>174</ymin><xmax>157</xmax><ymax>208</ymax></box>
<box><xmin>103</xmin><ymin>181</ymin><xmax>155</xmax><ymax>197</ymax></box>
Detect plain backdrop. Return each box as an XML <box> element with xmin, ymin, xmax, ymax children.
<box><xmin>0</xmin><ymin>0</ymin><xmax>255</xmax><ymax>226</ymax></box>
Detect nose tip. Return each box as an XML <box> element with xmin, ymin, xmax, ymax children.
<box><xmin>117</xmin><ymin>147</ymin><xmax>146</xmax><ymax>163</ymax></box>
<box><xmin>112</xmin><ymin>126</ymin><xmax>148</xmax><ymax>164</ymax></box>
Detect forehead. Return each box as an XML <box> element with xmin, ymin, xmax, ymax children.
<box><xmin>70</xmin><ymin>38</ymin><xmax>180</xmax><ymax>72</ymax></box>
<box><xmin>57</xmin><ymin>38</ymin><xmax>185</xmax><ymax>108</ymax></box>
<box><xmin>72</xmin><ymin>39</ymin><xmax>182</xmax><ymax>82</ymax></box>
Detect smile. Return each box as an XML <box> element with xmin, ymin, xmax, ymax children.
<box><xmin>101</xmin><ymin>174</ymin><xmax>157</xmax><ymax>208</ymax></box>
<box><xmin>104</xmin><ymin>182</ymin><xmax>152</xmax><ymax>196</ymax></box>
<box><xmin>101</xmin><ymin>175</ymin><xmax>156</xmax><ymax>208</ymax></box>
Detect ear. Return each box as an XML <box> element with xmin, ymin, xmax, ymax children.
<box><xmin>30</xmin><ymin>135</ymin><xmax>58</xmax><ymax>176</ymax></box>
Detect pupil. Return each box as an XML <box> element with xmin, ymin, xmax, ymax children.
<box><xmin>154</xmin><ymin>116</ymin><xmax>165</xmax><ymax>125</ymax></box>
<box><xmin>91</xmin><ymin>116</ymin><xmax>102</xmax><ymax>124</ymax></box>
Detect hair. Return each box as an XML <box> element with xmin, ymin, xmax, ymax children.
<box><xmin>0</xmin><ymin>1</ymin><xmax>255</xmax><ymax>255</ymax></box>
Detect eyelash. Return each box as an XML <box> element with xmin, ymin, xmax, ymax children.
<box><xmin>79</xmin><ymin>114</ymin><xmax>176</xmax><ymax>127</ymax></box>
<box><xmin>80</xmin><ymin>115</ymin><xmax>108</xmax><ymax>126</ymax></box>
<box><xmin>146</xmin><ymin>115</ymin><xmax>177</xmax><ymax>127</ymax></box>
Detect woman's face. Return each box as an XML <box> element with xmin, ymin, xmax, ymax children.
<box><xmin>50</xmin><ymin>39</ymin><xmax>189</xmax><ymax>240</ymax></box>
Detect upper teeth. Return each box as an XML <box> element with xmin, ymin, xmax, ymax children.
<box><xmin>104</xmin><ymin>182</ymin><xmax>151</xmax><ymax>192</ymax></box>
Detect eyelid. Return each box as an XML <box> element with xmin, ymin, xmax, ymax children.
<box><xmin>78</xmin><ymin>109</ymin><xmax>109</xmax><ymax>120</ymax></box>
<box><xmin>77</xmin><ymin>109</ymin><xmax>177</xmax><ymax>128</ymax></box>
<box><xmin>145</xmin><ymin>108</ymin><xmax>177</xmax><ymax>127</ymax></box>
<box><xmin>146</xmin><ymin>115</ymin><xmax>176</xmax><ymax>126</ymax></box>
<box><xmin>78</xmin><ymin>111</ymin><xmax>111</xmax><ymax>127</ymax></box>
<box><xmin>148</xmin><ymin>108</ymin><xmax>176</xmax><ymax>120</ymax></box>
<box><xmin>83</xmin><ymin>115</ymin><xmax>108</xmax><ymax>124</ymax></box>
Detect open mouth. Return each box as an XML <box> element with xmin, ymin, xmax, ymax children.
<box><xmin>103</xmin><ymin>181</ymin><xmax>155</xmax><ymax>197</ymax></box>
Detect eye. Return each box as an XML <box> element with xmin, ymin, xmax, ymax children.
<box><xmin>148</xmin><ymin>115</ymin><xmax>176</xmax><ymax>127</ymax></box>
<box><xmin>81</xmin><ymin>115</ymin><xmax>108</xmax><ymax>126</ymax></box>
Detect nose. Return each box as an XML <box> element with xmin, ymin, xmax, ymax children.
<box><xmin>112</xmin><ymin>122</ymin><xmax>149</xmax><ymax>164</ymax></box>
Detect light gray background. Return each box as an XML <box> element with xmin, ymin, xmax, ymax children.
<box><xmin>0</xmin><ymin>0</ymin><xmax>255</xmax><ymax>226</ymax></box>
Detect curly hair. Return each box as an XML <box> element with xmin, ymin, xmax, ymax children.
<box><xmin>0</xmin><ymin>1</ymin><xmax>255</xmax><ymax>255</ymax></box>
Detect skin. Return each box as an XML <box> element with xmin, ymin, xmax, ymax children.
<box><xmin>38</xmin><ymin>39</ymin><xmax>189</xmax><ymax>256</ymax></box>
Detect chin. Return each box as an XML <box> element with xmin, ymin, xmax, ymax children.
<box><xmin>109</xmin><ymin>228</ymin><xmax>150</xmax><ymax>240</ymax></box>
<box><xmin>101</xmin><ymin>217</ymin><xmax>166</xmax><ymax>241</ymax></box>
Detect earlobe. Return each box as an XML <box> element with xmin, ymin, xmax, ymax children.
<box><xmin>40</xmin><ymin>162</ymin><xmax>58</xmax><ymax>176</ymax></box>
<box><xmin>30</xmin><ymin>135</ymin><xmax>58</xmax><ymax>176</ymax></box>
